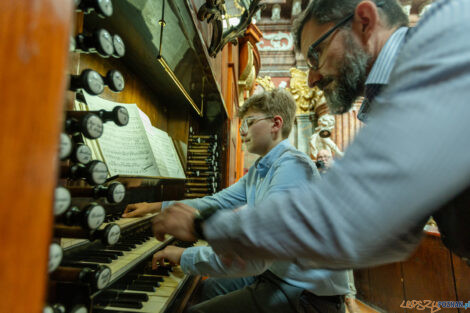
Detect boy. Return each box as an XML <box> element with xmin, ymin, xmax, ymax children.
<box><xmin>123</xmin><ymin>88</ymin><xmax>349</xmax><ymax>313</ymax></box>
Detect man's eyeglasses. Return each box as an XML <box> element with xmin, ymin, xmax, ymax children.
<box><xmin>306</xmin><ymin>1</ymin><xmax>385</xmax><ymax>71</ymax></box>
<box><xmin>239</xmin><ymin>115</ymin><xmax>273</xmax><ymax>134</ymax></box>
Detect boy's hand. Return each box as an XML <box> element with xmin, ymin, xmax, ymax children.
<box><xmin>122</xmin><ymin>202</ymin><xmax>162</xmax><ymax>218</ymax></box>
<box><xmin>152</xmin><ymin>245</ymin><xmax>185</xmax><ymax>269</ymax></box>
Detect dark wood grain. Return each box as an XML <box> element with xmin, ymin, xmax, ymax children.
<box><xmin>368</xmin><ymin>263</ymin><xmax>406</xmax><ymax>313</ymax></box>
<box><xmin>402</xmin><ymin>236</ymin><xmax>458</xmax><ymax>313</ymax></box>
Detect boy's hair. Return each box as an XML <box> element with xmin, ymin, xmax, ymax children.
<box><xmin>239</xmin><ymin>88</ymin><xmax>297</xmax><ymax>138</ymax></box>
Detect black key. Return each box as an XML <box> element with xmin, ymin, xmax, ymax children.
<box><xmin>96</xmin><ymin>299</ymin><xmax>143</xmax><ymax>309</ymax></box>
<box><xmin>85</xmin><ymin>250</ymin><xmax>121</xmax><ymax>258</ymax></box>
<box><xmin>99</xmin><ymin>290</ymin><xmax>149</xmax><ymax>301</ymax></box>
<box><xmin>107</xmin><ymin>245</ymin><xmax>132</xmax><ymax>251</ymax></box>
<box><xmin>93</xmin><ymin>309</ymin><xmax>137</xmax><ymax>313</ymax></box>
<box><xmin>79</xmin><ymin>256</ymin><xmax>113</xmax><ymax>263</ymax></box>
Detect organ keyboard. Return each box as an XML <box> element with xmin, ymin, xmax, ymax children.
<box><xmin>92</xmin><ymin>264</ymin><xmax>190</xmax><ymax>313</ymax></box>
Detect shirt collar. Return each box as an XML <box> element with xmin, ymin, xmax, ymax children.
<box><xmin>255</xmin><ymin>139</ymin><xmax>292</xmax><ymax>177</ymax></box>
<box><xmin>365</xmin><ymin>27</ymin><xmax>408</xmax><ymax>86</ymax></box>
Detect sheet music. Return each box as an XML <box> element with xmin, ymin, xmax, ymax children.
<box><xmin>82</xmin><ymin>94</ymin><xmax>159</xmax><ymax>177</ymax></box>
<box><xmin>137</xmin><ymin>107</ymin><xmax>185</xmax><ymax>179</ymax></box>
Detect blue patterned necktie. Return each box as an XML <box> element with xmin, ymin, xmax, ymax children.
<box><xmin>357</xmin><ymin>84</ymin><xmax>384</xmax><ymax>123</ymax></box>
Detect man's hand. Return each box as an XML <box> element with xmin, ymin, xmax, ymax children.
<box><xmin>152</xmin><ymin>202</ymin><xmax>197</xmax><ymax>242</ymax></box>
<box><xmin>122</xmin><ymin>202</ymin><xmax>162</xmax><ymax>218</ymax></box>
<box><xmin>152</xmin><ymin>245</ymin><xmax>185</xmax><ymax>269</ymax></box>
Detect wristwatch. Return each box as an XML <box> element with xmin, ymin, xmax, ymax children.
<box><xmin>193</xmin><ymin>207</ymin><xmax>217</xmax><ymax>240</ymax></box>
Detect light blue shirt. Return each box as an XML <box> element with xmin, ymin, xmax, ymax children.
<box><xmin>203</xmin><ymin>0</ymin><xmax>470</xmax><ymax>268</ymax></box>
<box><xmin>358</xmin><ymin>26</ymin><xmax>408</xmax><ymax>121</ymax></box>
<box><xmin>165</xmin><ymin>140</ymin><xmax>350</xmax><ymax>295</ymax></box>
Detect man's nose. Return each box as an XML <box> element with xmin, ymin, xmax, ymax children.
<box><xmin>308</xmin><ymin>69</ymin><xmax>323</xmax><ymax>88</ymax></box>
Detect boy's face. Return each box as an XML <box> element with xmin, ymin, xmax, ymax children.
<box><xmin>239</xmin><ymin>109</ymin><xmax>275</xmax><ymax>156</ymax></box>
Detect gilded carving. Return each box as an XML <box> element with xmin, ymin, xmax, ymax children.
<box><xmin>287</xmin><ymin>68</ymin><xmax>318</xmax><ymax>114</ymax></box>
<box><xmin>256</xmin><ymin>76</ymin><xmax>276</xmax><ymax>91</ymax></box>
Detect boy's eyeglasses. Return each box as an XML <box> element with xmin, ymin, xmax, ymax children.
<box><xmin>240</xmin><ymin>115</ymin><xmax>273</xmax><ymax>134</ymax></box>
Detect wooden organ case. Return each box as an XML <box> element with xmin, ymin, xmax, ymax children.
<box><xmin>0</xmin><ymin>0</ymin><xmax>247</xmax><ymax>313</ymax></box>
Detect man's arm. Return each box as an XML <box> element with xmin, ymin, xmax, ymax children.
<box><xmin>203</xmin><ymin>0</ymin><xmax>470</xmax><ymax>268</ymax></box>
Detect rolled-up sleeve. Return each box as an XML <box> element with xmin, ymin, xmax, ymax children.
<box><xmin>179</xmin><ymin>246</ymin><xmax>270</xmax><ymax>277</ymax></box>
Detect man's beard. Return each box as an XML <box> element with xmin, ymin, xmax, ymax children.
<box><xmin>321</xmin><ymin>32</ymin><xmax>371</xmax><ymax>114</ymax></box>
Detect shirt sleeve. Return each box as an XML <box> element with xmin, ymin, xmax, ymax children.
<box><xmin>264</xmin><ymin>153</ymin><xmax>320</xmax><ymax>197</ymax></box>
<box><xmin>179</xmin><ymin>246</ymin><xmax>271</xmax><ymax>277</ymax></box>
<box><xmin>203</xmin><ymin>0</ymin><xmax>470</xmax><ymax>269</ymax></box>
<box><xmin>162</xmin><ymin>175</ymin><xmax>248</xmax><ymax>212</ymax></box>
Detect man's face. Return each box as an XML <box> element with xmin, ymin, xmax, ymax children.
<box><xmin>239</xmin><ymin>109</ymin><xmax>274</xmax><ymax>156</ymax></box>
<box><xmin>317</xmin><ymin>150</ymin><xmax>333</xmax><ymax>168</ymax></box>
<box><xmin>300</xmin><ymin>19</ymin><xmax>372</xmax><ymax>114</ymax></box>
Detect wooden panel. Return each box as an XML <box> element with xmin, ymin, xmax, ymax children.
<box><xmin>451</xmin><ymin>253</ymin><xmax>470</xmax><ymax>304</ymax></box>
<box><xmin>354</xmin><ymin>269</ymin><xmax>372</xmax><ymax>302</ymax></box>
<box><xmin>0</xmin><ymin>1</ymin><xmax>73</xmax><ymax>313</ymax></box>
<box><xmin>402</xmin><ymin>236</ymin><xmax>458</xmax><ymax>313</ymax></box>
<box><xmin>368</xmin><ymin>263</ymin><xmax>406</xmax><ymax>313</ymax></box>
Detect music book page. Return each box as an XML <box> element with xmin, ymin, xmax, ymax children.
<box><xmin>77</xmin><ymin>93</ymin><xmax>184</xmax><ymax>179</ymax></box>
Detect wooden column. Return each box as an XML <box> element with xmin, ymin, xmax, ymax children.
<box><xmin>0</xmin><ymin>1</ymin><xmax>73</xmax><ymax>313</ymax></box>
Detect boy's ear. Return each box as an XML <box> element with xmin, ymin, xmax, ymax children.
<box><xmin>272</xmin><ymin>115</ymin><xmax>283</xmax><ymax>133</ymax></box>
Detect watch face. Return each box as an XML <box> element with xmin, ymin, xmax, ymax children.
<box><xmin>85</xmin><ymin>70</ymin><xmax>104</xmax><ymax>95</ymax></box>
<box><xmin>97</xmin><ymin>29</ymin><xmax>114</xmax><ymax>56</ymax></box>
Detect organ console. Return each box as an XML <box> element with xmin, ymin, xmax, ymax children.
<box><xmin>2</xmin><ymin>0</ymin><xmax>249</xmax><ymax>312</ymax></box>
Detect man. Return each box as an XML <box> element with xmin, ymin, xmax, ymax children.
<box><xmin>153</xmin><ymin>0</ymin><xmax>470</xmax><ymax>268</ymax></box>
<box><xmin>124</xmin><ymin>88</ymin><xmax>349</xmax><ymax>313</ymax></box>
<box><xmin>315</xmin><ymin>149</ymin><xmax>334</xmax><ymax>173</ymax></box>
